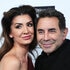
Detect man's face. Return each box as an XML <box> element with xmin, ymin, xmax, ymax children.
<box><xmin>37</xmin><ymin>17</ymin><xmax>68</xmax><ymax>54</ymax></box>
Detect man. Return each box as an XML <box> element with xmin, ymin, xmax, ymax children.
<box><xmin>35</xmin><ymin>8</ymin><xmax>70</xmax><ymax>70</ymax></box>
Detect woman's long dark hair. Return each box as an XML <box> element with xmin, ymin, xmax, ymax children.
<box><xmin>0</xmin><ymin>5</ymin><xmax>37</xmax><ymax>60</ymax></box>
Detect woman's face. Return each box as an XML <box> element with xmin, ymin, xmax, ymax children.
<box><xmin>9</xmin><ymin>14</ymin><xmax>34</xmax><ymax>46</ymax></box>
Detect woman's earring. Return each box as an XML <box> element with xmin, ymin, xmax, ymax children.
<box><xmin>9</xmin><ymin>35</ymin><xmax>13</xmax><ymax>38</ymax></box>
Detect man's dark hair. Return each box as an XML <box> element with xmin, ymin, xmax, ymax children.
<box><xmin>37</xmin><ymin>8</ymin><xmax>66</xmax><ymax>30</ymax></box>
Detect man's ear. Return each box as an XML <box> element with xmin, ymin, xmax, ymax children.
<box><xmin>63</xmin><ymin>28</ymin><xmax>68</xmax><ymax>40</ymax></box>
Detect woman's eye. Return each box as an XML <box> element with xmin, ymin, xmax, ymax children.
<box><xmin>27</xmin><ymin>23</ymin><xmax>33</xmax><ymax>27</ymax></box>
<box><xmin>15</xmin><ymin>25</ymin><xmax>22</xmax><ymax>29</ymax></box>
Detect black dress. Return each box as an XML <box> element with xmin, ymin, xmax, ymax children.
<box><xmin>28</xmin><ymin>56</ymin><xmax>34</xmax><ymax>70</ymax></box>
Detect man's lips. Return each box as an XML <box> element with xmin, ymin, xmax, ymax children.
<box><xmin>43</xmin><ymin>44</ymin><xmax>52</xmax><ymax>48</ymax></box>
<box><xmin>40</xmin><ymin>39</ymin><xmax>56</xmax><ymax>44</ymax></box>
<box><xmin>40</xmin><ymin>40</ymin><xmax>56</xmax><ymax>48</ymax></box>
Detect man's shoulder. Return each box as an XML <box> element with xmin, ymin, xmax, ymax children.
<box><xmin>65</xmin><ymin>39</ymin><xmax>70</xmax><ymax>44</ymax></box>
<box><xmin>64</xmin><ymin>39</ymin><xmax>70</xmax><ymax>49</ymax></box>
<box><xmin>36</xmin><ymin>51</ymin><xmax>47</xmax><ymax>61</ymax></box>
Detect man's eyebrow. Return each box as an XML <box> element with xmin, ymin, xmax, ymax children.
<box><xmin>37</xmin><ymin>29</ymin><xmax>44</xmax><ymax>31</ymax></box>
<box><xmin>48</xmin><ymin>28</ymin><xmax>56</xmax><ymax>30</ymax></box>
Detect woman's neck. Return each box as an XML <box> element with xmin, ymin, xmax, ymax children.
<box><xmin>12</xmin><ymin>43</ymin><xmax>29</xmax><ymax>62</ymax></box>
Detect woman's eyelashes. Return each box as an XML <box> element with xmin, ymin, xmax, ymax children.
<box><xmin>15</xmin><ymin>23</ymin><xmax>22</xmax><ymax>29</ymax></box>
<box><xmin>27</xmin><ymin>22</ymin><xmax>33</xmax><ymax>27</ymax></box>
<box><xmin>15</xmin><ymin>22</ymin><xmax>33</xmax><ymax>29</ymax></box>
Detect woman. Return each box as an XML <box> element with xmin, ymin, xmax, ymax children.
<box><xmin>0</xmin><ymin>5</ymin><xmax>37</xmax><ymax>70</ymax></box>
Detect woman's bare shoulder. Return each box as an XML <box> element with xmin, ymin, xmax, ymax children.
<box><xmin>0</xmin><ymin>54</ymin><xmax>20</xmax><ymax>70</ymax></box>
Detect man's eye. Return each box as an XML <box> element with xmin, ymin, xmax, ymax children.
<box><xmin>27</xmin><ymin>23</ymin><xmax>33</xmax><ymax>27</ymax></box>
<box><xmin>48</xmin><ymin>28</ymin><xmax>56</xmax><ymax>33</ymax></box>
<box><xmin>37</xmin><ymin>29</ymin><xmax>44</xmax><ymax>34</ymax></box>
<box><xmin>38</xmin><ymin>31</ymin><xmax>44</xmax><ymax>34</ymax></box>
<box><xmin>49</xmin><ymin>30</ymin><xmax>56</xmax><ymax>33</ymax></box>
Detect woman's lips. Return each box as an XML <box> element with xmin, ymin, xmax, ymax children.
<box><xmin>22</xmin><ymin>35</ymin><xmax>31</xmax><ymax>40</ymax></box>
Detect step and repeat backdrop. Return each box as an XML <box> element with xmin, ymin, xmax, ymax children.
<box><xmin>0</xmin><ymin>0</ymin><xmax>70</xmax><ymax>65</ymax></box>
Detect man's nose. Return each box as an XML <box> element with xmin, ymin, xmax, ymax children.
<box><xmin>44</xmin><ymin>31</ymin><xmax>50</xmax><ymax>40</ymax></box>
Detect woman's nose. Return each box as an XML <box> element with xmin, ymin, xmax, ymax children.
<box><xmin>23</xmin><ymin>26</ymin><xmax>29</xmax><ymax>34</ymax></box>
